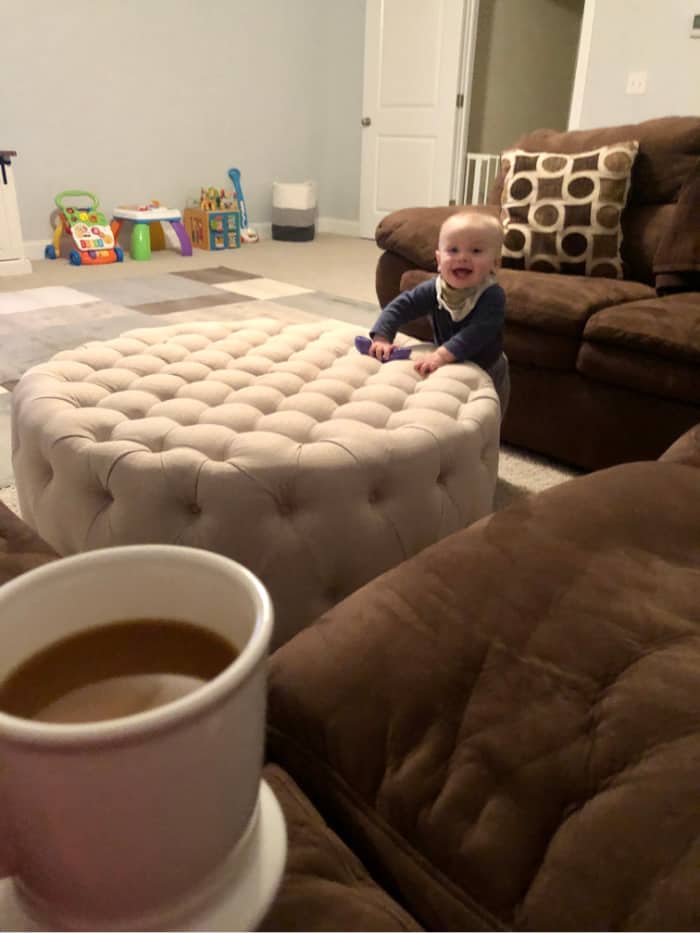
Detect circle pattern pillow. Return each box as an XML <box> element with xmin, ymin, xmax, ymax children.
<box><xmin>499</xmin><ymin>140</ymin><xmax>639</xmax><ymax>278</ymax></box>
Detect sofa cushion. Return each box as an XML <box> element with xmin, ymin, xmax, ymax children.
<box><xmin>394</xmin><ymin>269</ymin><xmax>656</xmax><ymax>365</ymax></box>
<box><xmin>580</xmin><ymin>293</ymin><xmax>700</xmax><ymax>399</ymax></box>
<box><xmin>496</xmin><ymin>268</ymin><xmax>653</xmax><ymax>336</ymax></box>
<box><xmin>500</xmin><ymin>141</ymin><xmax>638</xmax><ymax>278</ymax></box>
<box><xmin>583</xmin><ymin>292</ymin><xmax>700</xmax><ymax>363</ymax></box>
<box><xmin>260</xmin><ymin>765</ymin><xmax>422</xmax><ymax>932</ymax></box>
<box><xmin>397</xmin><ymin>268</ymin><xmax>654</xmax><ymax>340</ymax></box>
<box><xmin>268</xmin><ymin>457</ymin><xmax>700</xmax><ymax>931</ymax></box>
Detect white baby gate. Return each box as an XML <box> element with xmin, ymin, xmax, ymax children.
<box><xmin>458</xmin><ymin>152</ymin><xmax>501</xmax><ymax>205</ymax></box>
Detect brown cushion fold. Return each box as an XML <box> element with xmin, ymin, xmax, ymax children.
<box><xmin>653</xmin><ymin>158</ymin><xmax>700</xmax><ymax>292</ymax></box>
<box><xmin>260</xmin><ymin>765</ymin><xmax>422</xmax><ymax>932</ymax></box>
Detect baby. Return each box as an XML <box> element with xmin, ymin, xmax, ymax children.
<box><xmin>366</xmin><ymin>208</ymin><xmax>510</xmax><ymax>414</ymax></box>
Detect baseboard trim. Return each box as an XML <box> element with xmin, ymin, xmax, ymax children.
<box><xmin>24</xmin><ymin>216</ymin><xmax>362</xmax><ymax>259</ymax></box>
<box><xmin>253</xmin><ymin>218</ymin><xmax>362</xmax><ymax>238</ymax></box>
<box><xmin>23</xmin><ymin>241</ymin><xmax>47</xmax><ymax>261</ymax></box>
<box><xmin>317</xmin><ymin>217</ymin><xmax>362</xmax><ymax>237</ymax></box>
<box><xmin>0</xmin><ymin>256</ymin><xmax>32</xmax><ymax>276</ymax></box>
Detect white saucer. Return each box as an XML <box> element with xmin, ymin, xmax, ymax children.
<box><xmin>0</xmin><ymin>779</ymin><xmax>287</xmax><ymax>932</ymax></box>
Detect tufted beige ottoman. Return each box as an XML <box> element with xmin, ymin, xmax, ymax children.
<box><xmin>12</xmin><ymin>317</ymin><xmax>500</xmax><ymax>647</ymax></box>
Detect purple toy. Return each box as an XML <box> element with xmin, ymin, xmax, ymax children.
<box><xmin>354</xmin><ymin>335</ymin><xmax>412</xmax><ymax>362</ymax></box>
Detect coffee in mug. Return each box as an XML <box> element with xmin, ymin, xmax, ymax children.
<box><xmin>0</xmin><ymin>618</ymin><xmax>238</xmax><ymax>724</ymax></box>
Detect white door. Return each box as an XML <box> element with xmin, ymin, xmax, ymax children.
<box><xmin>359</xmin><ymin>0</ymin><xmax>467</xmax><ymax>238</ymax></box>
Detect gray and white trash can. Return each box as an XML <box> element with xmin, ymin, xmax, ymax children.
<box><xmin>271</xmin><ymin>180</ymin><xmax>317</xmax><ymax>241</ymax></box>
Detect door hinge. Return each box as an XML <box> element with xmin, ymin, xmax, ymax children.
<box><xmin>456</xmin><ymin>93</ymin><xmax>465</xmax><ymax>109</ymax></box>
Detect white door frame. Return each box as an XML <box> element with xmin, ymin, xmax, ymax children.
<box><xmin>449</xmin><ymin>0</ymin><xmax>480</xmax><ymax>204</ymax></box>
<box><xmin>567</xmin><ymin>0</ymin><xmax>596</xmax><ymax>128</ymax></box>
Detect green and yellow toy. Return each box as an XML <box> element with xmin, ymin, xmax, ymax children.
<box><xmin>45</xmin><ymin>190</ymin><xmax>123</xmax><ymax>266</ymax></box>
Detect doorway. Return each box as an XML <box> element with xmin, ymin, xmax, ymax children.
<box><xmin>465</xmin><ymin>0</ymin><xmax>585</xmax><ymax>155</ymax></box>
<box><xmin>359</xmin><ymin>0</ymin><xmax>586</xmax><ymax>237</ymax></box>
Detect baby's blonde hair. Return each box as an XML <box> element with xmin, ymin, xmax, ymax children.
<box><xmin>439</xmin><ymin>209</ymin><xmax>504</xmax><ymax>252</ymax></box>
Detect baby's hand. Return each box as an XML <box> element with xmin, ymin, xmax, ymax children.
<box><xmin>414</xmin><ymin>351</ymin><xmax>448</xmax><ymax>377</ymax></box>
<box><xmin>370</xmin><ymin>338</ymin><xmax>396</xmax><ymax>362</ymax></box>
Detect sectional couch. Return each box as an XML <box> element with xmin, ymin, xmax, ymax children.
<box><xmin>374</xmin><ymin>116</ymin><xmax>700</xmax><ymax>470</ymax></box>
<box><xmin>265</xmin><ymin>422</ymin><xmax>700</xmax><ymax>930</ymax></box>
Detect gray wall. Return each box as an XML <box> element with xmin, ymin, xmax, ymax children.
<box><xmin>578</xmin><ymin>0</ymin><xmax>700</xmax><ymax>128</ymax></box>
<box><xmin>0</xmin><ymin>0</ymin><xmax>365</xmax><ymax>241</ymax></box>
<box><xmin>1</xmin><ymin>0</ymin><xmax>697</xmax><ymax>244</ymax></box>
<box><xmin>468</xmin><ymin>0</ymin><xmax>584</xmax><ymax>154</ymax></box>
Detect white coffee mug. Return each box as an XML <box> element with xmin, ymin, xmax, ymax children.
<box><xmin>0</xmin><ymin>545</ymin><xmax>282</xmax><ymax>931</ymax></box>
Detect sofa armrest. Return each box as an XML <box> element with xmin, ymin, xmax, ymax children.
<box><xmin>375</xmin><ymin>206</ymin><xmax>457</xmax><ymax>269</ymax></box>
<box><xmin>268</xmin><ymin>461</ymin><xmax>700</xmax><ymax>931</ymax></box>
<box><xmin>375</xmin><ymin>250</ymin><xmax>417</xmax><ymax>308</ymax></box>
<box><xmin>376</xmin><ymin>205</ymin><xmax>499</xmax><ymax>270</ymax></box>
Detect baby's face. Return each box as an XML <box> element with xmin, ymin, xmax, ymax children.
<box><xmin>436</xmin><ymin>219</ymin><xmax>500</xmax><ymax>289</ymax></box>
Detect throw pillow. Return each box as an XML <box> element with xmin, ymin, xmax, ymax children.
<box><xmin>499</xmin><ymin>140</ymin><xmax>639</xmax><ymax>278</ymax></box>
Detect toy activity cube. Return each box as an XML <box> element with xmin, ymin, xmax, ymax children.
<box><xmin>184</xmin><ymin>208</ymin><xmax>240</xmax><ymax>251</ymax></box>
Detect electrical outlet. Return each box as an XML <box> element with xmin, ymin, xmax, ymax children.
<box><xmin>626</xmin><ymin>71</ymin><xmax>647</xmax><ymax>95</ymax></box>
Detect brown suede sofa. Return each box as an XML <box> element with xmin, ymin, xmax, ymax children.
<box><xmin>374</xmin><ymin>116</ymin><xmax>700</xmax><ymax>471</ymax></box>
<box><xmin>264</xmin><ymin>421</ymin><xmax>700</xmax><ymax>931</ymax></box>
<box><xmin>1</xmin><ymin>426</ymin><xmax>699</xmax><ymax>929</ymax></box>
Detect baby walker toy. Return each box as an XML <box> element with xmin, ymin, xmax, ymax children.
<box><xmin>45</xmin><ymin>190</ymin><xmax>123</xmax><ymax>266</ymax></box>
<box><xmin>228</xmin><ymin>168</ymin><xmax>259</xmax><ymax>243</ymax></box>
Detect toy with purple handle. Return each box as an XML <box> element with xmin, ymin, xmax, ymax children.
<box><xmin>354</xmin><ymin>335</ymin><xmax>412</xmax><ymax>362</ymax></box>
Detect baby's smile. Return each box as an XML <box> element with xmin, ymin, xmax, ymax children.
<box><xmin>448</xmin><ymin>266</ymin><xmax>475</xmax><ymax>283</ymax></box>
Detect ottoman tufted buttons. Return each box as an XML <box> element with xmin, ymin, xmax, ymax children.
<box><xmin>13</xmin><ymin>317</ymin><xmax>499</xmax><ymax>652</ymax></box>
